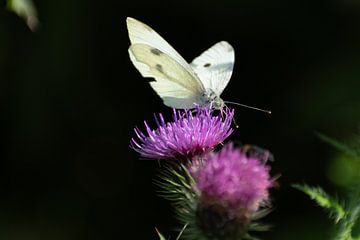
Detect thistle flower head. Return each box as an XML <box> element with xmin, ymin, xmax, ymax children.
<box><xmin>192</xmin><ymin>142</ymin><xmax>272</xmax><ymax>217</ymax></box>
<box><xmin>130</xmin><ymin>108</ymin><xmax>234</xmax><ymax>160</ymax></box>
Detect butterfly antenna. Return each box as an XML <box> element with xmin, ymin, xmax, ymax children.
<box><xmin>224</xmin><ymin>101</ymin><xmax>272</xmax><ymax>114</ymax></box>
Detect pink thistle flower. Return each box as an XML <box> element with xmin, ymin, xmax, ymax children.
<box><xmin>192</xmin><ymin>142</ymin><xmax>272</xmax><ymax>218</ymax></box>
<box><xmin>130</xmin><ymin>108</ymin><xmax>234</xmax><ymax>160</ymax></box>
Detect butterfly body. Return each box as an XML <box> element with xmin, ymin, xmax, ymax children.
<box><xmin>202</xmin><ymin>88</ymin><xmax>224</xmax><ymax>109</ymax></box>
<box><xmin>126</xmin><ymin>17</ymin><xmax>234</xmax><ymax>109</ymax></box>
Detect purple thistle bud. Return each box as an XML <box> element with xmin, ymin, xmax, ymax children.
<box><xmin>130</xmin><ymin>108</ymin><xmax>234</xmax><ymax>160</ymax></box>
<box><xmin>193</xmin><ymin>143</ymin><xmax>272</xmax><ymax>215</ymax></box>
<box><xmin>191</xmin><ymin>143</ymin><xmax>273</xmax><ymax>238</ymax></box>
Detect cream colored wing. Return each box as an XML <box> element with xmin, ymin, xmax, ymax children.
<box><xmin>127</xmin><ymin>17</ymin><xmax>199</xmax><ymax>80</ymax></box>
<box><xmin>129</xmin><ymin>43</ymin><xmax>205</xmax><ymax>109</ymax></box>
<box><xmin>190</xmin><ymin>41</ymin><xmax>234</xmax><ymax>96</ymax></box>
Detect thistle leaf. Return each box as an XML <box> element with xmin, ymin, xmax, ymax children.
<box><xmin>293</xmin><ymin>184</ymin><xmax>345</xmax><ymax>223</ymax></box>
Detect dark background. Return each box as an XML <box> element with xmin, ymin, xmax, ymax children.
<box><xmin>1</xmin><ymin>0</ymin><xmax>360</xmax><ymax>239</ymax></box>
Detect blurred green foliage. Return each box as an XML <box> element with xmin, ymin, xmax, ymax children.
<box><xmin>295</xmin><ymin>134</ymin><xmax>360</xmax><ymax>240</ymax></box>
<box><xmin>7</xmin><ymin>0</ymin><xmax>38</xmax><ymax>31</ymax></box>
<box><xmin>325</xmin><ymin>135</ymin><xmax>360</xmax><ymax>188</ymax></box>
<box><xmin>293</xmin><ymin>184</ymin><xmax>345</xmax><ymax>223</ymax></box>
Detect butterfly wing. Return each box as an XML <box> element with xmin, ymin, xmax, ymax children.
<box><xmin>129</xmin><ymin>43</ymin><xmax>205</xmax><ymax>108</ymax></box>
<box><xmin>127</xmin><ymin>17</ymin><xmax>205</xmax><ymax>108</ymax></box>
<box><xmin>127</xmin><ymin>17</ymin><xmax>196</xmax><ymax>75</ymax></box>
<box><xmin>190</xmin><ymin>41</ymin><xmax>234</xmax><ymax>96</ymax></box>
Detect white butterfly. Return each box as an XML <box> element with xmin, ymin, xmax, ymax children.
<box><xmin>126</xmin><ymin>17</ymin><xmax>234</xmax><ymax>109</ymax></box>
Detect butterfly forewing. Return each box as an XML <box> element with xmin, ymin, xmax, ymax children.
<box><xmin>129</xmin><ymin>43</ymin><xmax>205</xmax><ymax>108</ymax></box>
<box><xmin>127</xmin><ymin>17</ymin><xmax>207</xmax><ymax>109</ymax></box>
<box><xmin>126</xmin><ymin>17</ymin><xmax>203</xmax><ymax>85</ymax></box>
